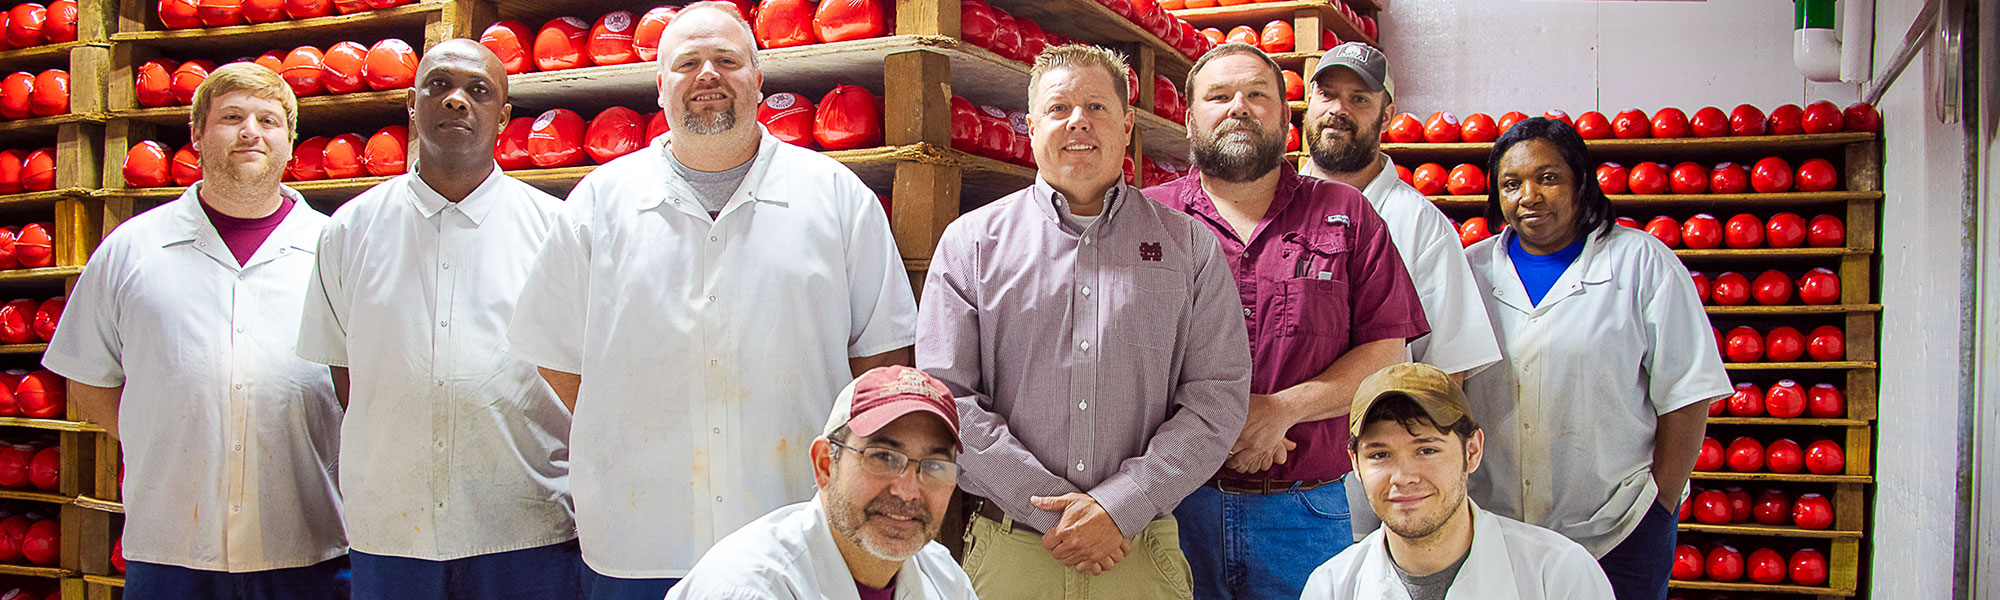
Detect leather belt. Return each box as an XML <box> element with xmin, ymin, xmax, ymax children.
<box><xmin>970</xmin><ymin>496</ymin><xmax>1042</xmax><ymax>535</ymax></box>
<box><xmin>1206</xmin><ymin>477</ymin><xmax>1338</xmax><ymax>495</ymax></box>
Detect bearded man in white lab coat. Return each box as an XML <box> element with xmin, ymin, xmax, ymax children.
<box><xmin>1302</xmin><ymin>363</ymin><xmax>1613</xmax><ymax>600</ymax></box>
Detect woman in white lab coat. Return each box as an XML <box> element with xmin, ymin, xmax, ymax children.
<box><xmin>1460</xmin><ymin>117</ymin><xmax>1732</xmax><ymax>600</ymax></box>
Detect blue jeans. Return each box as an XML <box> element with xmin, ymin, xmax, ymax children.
<box><xmin>582</xmin><ymin>566</ymin><xmax>678</xmax><ymax>600</ymax></box>
<box><xmin>1174</xmin><ymin>483</ymin><xmax>1354</xmax><ymax>600</ymax></box>
<box><xmin>351</xmin><ymin>540</ymin><xmax>583</xmax><ymax>600</ymax></box>
<box><xmin>1598</xmin><ymin>501</ymin><xmax>1678</xmax><ymax>600</ymax></box>
<box><xmin>125</xmin><ymin>556</ymin><xmax>349</xmax><ymax>600</ymax></box>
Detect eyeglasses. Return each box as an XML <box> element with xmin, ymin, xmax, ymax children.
<box><xmin>827</xmin><ymin>439</ymin><xmax>960</xmax><ymax>488</ymax></box>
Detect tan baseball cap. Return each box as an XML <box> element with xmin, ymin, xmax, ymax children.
<box><xmin>1348</xmin><ymin>363</ymin><xmax>1469</xmax><ymax>438</ymax></box>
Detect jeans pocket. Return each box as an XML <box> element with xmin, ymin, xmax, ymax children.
<box><xmin>1294</xmin><ymin>486</ymin><xmax>1352</xmax><ymax>521</ymax></box>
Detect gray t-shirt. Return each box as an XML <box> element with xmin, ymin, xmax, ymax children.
<box><xmin>667</xmin><ymin>150</ymin><xmax>755</xmax><ymax>215</ymax></box>
<box><xmin>1391</xmin><ymin>550</ymin><xmax>1470</xmax><ymax>600</ymax></box>
<box><xmin>1052</xmin><ymin>186</ymin><xmax>1117</xmax><ymax>236</ymax></box>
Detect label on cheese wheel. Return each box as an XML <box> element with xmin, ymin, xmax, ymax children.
<box><xmin>605</xmin><ymin>11</ymin><xmax>630</xmax><ymax>32</ymax></box>
<box><xmin>561</xmin><ymin>16</ymin><xmax>586</xmax><ymax>28</ymax></box>
<box><xmin>979</xmin><ymin>105</ymin><xmax>1007</xmax><ymax>119</ymax></box>
<box><xmin>1009</xmin><ymin>111</ymin><xmax>1029</xmax><ymax>134</ymax></box>
<box><xmin>765</xmin><ymin>94</ymin><xmax>795</xmax><ymax>110</ymax></box>
<box><xmin>533</xmin><ymin>111</ymin><xmax>557</xmax><ymax>131</ymax></box>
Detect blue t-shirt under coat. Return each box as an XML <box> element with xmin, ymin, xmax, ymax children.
<box><xmin>1509</xmin><ymin>234</ymin><xmax>1587</xmax><ymax>306</ymax></box>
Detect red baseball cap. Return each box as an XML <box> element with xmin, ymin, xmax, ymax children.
<box><xmin>823</xmin><ymin>366</ymin><xmax>960</xmax><ymax>450</ymax></box>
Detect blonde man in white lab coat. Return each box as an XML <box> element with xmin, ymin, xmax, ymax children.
<box><xmin>1302</xmin><ymin>364</ymin><xmax>1612</xmax><ymax>600</ymax></box>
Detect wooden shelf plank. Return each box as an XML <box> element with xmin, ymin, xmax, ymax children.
<box><xmin>73</xmin><ymin>496</ymin><xmax>123</xmax><ymax>514</ymax></box>
<box><xmin>1679</xmin><ymin>522</ymin><xmax>1864</xmax><ymax>540</ymax></box>
<box><xmin>82</xmin><ymin>574</ymin><xmax>125</xmax><ymax>587</ymax></box>
<box><xmin>112</xmin><ymin>89</ymin><xmax>410</xmax><ymax>131</ymax></box>
<box><xmin>0</xmin><ymin>266</ymin><xmax>82</xmax><ymax>283</ymax></box>
<box><xmin>1672</xmin><ymin>248</ymin><xmax>1870</xmax><ymax>263</ymax></box>
<box><xmin>96</xmin><ymin>176</ymin><xmax>399</xmax><ymax>206</ymax></box>
<box><xmin>0</xmin><ymin>188</ymin><xmax>91</xmax><ymax>208</ymax></box>
<box><xmin>503</xmin><ymin>144</ymin><xmax>1037</xmax><ymax>205</ymax></box>
<box><xmin>0</xmin><ymin>113</ymin><xmax>106</xmax><ymax>147</ymax></box>
<box><xmin>505</xmin><ymin>36</ymin><xmax>1190</xmax><ymax>156</ymax></box>
<box><xmin>1426</xmin><ymin>191</ymin><xmax>1882</xmax><ymax>210</ymax></box>
<box><xmin>0</xmin><ymin>489</ymin><xmax>70</xmax><ymax>504</ymax></box>
<box><xmin>0</xmin><ymin>563</ymin><xmax>72</xmax><ymax>579</ymax></box>
<box><xmin>1669</xmin><ymin>579</ymin><xmax>1855</xmax><ymax>596</ymax></box>
<box><xmin>1691</xmin><ymin>471</ymin><xmax>1872</xmax><ymax>484</ymax></box>
<box><xmin>111</xmin><ymin>2</ymin><xmax>445</xmax><ymax>51</ymax></box>
<box><xmin>0</xmin><ymin>42</ymin><xmax>100</xmax><ymax>73</ymax></box>
<box><xmin>1267</xmin><ymin>50</ymin><xmax>1324</xmax><ymax>72</ymax></box>
<box><xmin>1384</xmin><ymin>132</ymin><xmax>1879</xmax><ymax>163</ymax></box>
<box><xmin>985</xmin><ymin>0</ymin><xmax>1194</xmax><ymax>85</ymax></box>
<box><xmin>1704</xmin><ymin>304</ymin><xmax>1882</xmax><ymax>316</ymax></box>
<box><xmin>1169</xmin><ymin>0</ymin><xmax>1376</xmax><ymax>47</ymax></box>
<box><xmin>0</xmin><ymin>344</ymin><xmax>47</xmax><ymax>355</ymax></box>
<box><xmin>1706</xmin><ymin>417</ymin><xmax>1871</xmax><ymax>427</ymax></box>
<box><xmin>1725</xmin><ymin>361</ymin><xmax>1877</xmax><ymax>371</ymax></box>
<box><xmin>0</xmin><ymin>416</ymin><xmax>101</xmax><ymax>432</ymax></box>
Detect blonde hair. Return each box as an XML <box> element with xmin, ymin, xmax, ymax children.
<box><xmin>190</xmin><ymin>62</ymin><xmax>298</xmax><ymax>140</ymax></box>
<box><xmin>1029</xmin><ymin>44</ymin><xmax>1131</xmax><ymax>108</ymax></box>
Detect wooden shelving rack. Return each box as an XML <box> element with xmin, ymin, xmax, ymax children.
<box><xmin>37</xmin><ymin>0</ymin><xmax>1200</xmax><ymax>596</ymax></box>
<box><xmin>1385</xmin><ymin>131</ymin><xmax>1881</xmax><ymax>599</ymax></box>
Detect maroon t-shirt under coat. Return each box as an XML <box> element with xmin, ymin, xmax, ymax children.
<box><xmin>199</xmin><ymin>195</ymin><xmax>295</xmax><ymax>266</ymax></box>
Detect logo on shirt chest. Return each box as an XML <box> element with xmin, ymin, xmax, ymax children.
<box><xmin>1139</xmin><ymin>242</ymin><xmax>1163</xmax><ymax>262</ymax></box>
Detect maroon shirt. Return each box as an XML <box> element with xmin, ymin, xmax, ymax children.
<box><xmin>1144</xmin><ymin>164</ymin><xmax>1428</xmax><ymax>480</ymax></box>
<box><xmin>199</xmin><ymin>195</ymin><xmax>296</xmax><ymax>266</ymax></box>
<box><xmin>856</xmin><ymin>579</ymin><xmax>896</xmax><ymax>600</ymax></box>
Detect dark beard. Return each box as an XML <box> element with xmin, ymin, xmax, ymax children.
<box><xmin>1192</xmin><ymin>118</ymin><xmax>1286</xmax><ymax>183</ymax></box>
<box><xmin>1306</xmin><ymin>113</ymin><xmax>1380</xmax><ymax>174</ymax></box>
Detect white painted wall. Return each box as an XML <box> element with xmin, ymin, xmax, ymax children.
<box><xmin>1379</xmin><ymin>0</ymin><xmax>1858</xmax><ymax>116</ymax></box>
<box><xmin>1375</xmin><ymin>1</ymin><xmax>1974</xmax><ymax>597</ymax></box>
<box><xmin>1864</xmin><ymin>1</ymin><xmax>1969</xmax><ymax>597</ymax></box>
<box><xmin>1971</xmin><ymin>2</ymin><xmax>1998</xmax><ymax>597</ymax></box>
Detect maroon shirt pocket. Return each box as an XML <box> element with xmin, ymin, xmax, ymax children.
<box><xmin>1275</xmin><ymin>230</ymin><xmax>1353</xmax><ymax>344</ymax></box>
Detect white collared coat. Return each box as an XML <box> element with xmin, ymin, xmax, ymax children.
<box><xmin>1302</xmin><ymin>501</ymin><xmax>1614</xmax><ymax>600</ymax></box>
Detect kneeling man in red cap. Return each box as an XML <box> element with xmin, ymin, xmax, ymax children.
<box><xmin>668</xmin><ymin>366</ymin><xmax>976</xmax><ymax>600</ymax></box>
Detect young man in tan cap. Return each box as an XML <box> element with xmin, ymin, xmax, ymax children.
<box><xmin>668</xmin><ymin>366</ymin><xmax>976</xmax><ymax>600</ymax></box>
<box><xmin>1302</xmin><ymin>363</ymin><xmax>1612</xmax><ymax>599</ymax></box>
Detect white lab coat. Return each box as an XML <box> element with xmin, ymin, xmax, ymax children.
<box><xmin>1301</xmin><ymin>501</ymin><xmax>1614</xmax><ymax>600</ymax></box>
<box><xmin>1462</xmin><ymin>226</ymin><xmax>1731</xmax><ymax>556</ymax></box>
<box><xmin>667</xmin><ymin>495</ymin><xmax>978</xmax><ymax>600</ymax></box>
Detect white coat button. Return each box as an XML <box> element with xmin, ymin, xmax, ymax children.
<box><xmin>233</xmin><ymin>442</ymin><xmax>242</xmax><ymax>451</ymax></box>
<box><xmin>1078</xmin><ymin>400</ymin><xmax>1088</xmax><ymax>410</ymax></box>
<box><xmin>1081</xmin><ymin>286</ymin><xmax>1091</xmax><ymax>297</ymax></box>
<box><xmin>441</xmin><ymin>262</ymin><xmax>449</xmax><ymax>269</ymax></box>
<box><xmin>1079</xmin><ymin>341</ymin><xmax>1090</xmax><ymax>351</ymax></box>
<box><xmin>1076</xmin><ymin>462</ymin><xmax>1085</xmax><ymax>472</ymax></box>
<box><xmin>439</xmin><ymin>321</ymin><xmax>448</xmax><ymax>328</ymax></box>
<box><xmin>709</xmin><ymin>236</ymin><xmax>719</xmax><ymax>242</ymax></box>
<box><xmin>231</xmin><ymin>504</ymin><xmax>241</xmax><ymax>513</ymax></box>
<box><xmin>1084</xmin><ymin>236</ymin><xmax>1092</xmax><ymax>245</ymax></box>
<box><xmin>712</xmin><ymin>427</ymin><xmax>721</xmax><ymax>434</ymax></box>
<box><xmin>715</xmin><ymin>496</ymin><xmax>724</xmax><ymax>503</ymax></box>
<box><xmin>234</xmin><ymin>383</ymin><xmax>243</xmax><ymax>390</ymax></box>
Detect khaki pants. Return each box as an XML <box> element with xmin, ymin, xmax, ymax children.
<box><xmin>961</xmin><ymin>514</ymin><xmax>1193</xmax><ymax>600</ymax></box>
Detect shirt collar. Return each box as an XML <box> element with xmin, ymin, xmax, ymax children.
<box><xmin>637</xmin><ymin>126</ymin><xmax>778</xmax><ymax>214</ymax></box>
<box><xmin>1359</xmin><ymin>153</ymin><xmax>1401</xmax><ymax>208</ymax></box>
<box><xmin>162</xmin><ymin>182</ymin><xmax>307</xmax><ymax>247</ymax></box>
<box><xmin>1170</xmin><ymin>161</ymin><xmax>1307</xmax><ymax>243</ymax></box>
<box><xmin>1031</xmin><ymin>175</ymin><xmax>1125</xmax><ymax>226</ymax></box>
<box><xmin>1357</xmin><ymin>501</ymin><xmax>1523</xmax><ymax>600</ymax></box>
<box><xmin>407</xmin><ymin>166</ymin><xmax>506</xmax><ymax>225</ymax></box>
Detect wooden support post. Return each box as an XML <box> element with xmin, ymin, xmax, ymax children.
<box><xmin>114</xmin><ymin>0</ymin><xmax>152</xmax><ymax>36</ymax></box>
<box><xmin>883</xmin><ymin>50</ymin><xmax>959</xmax><ymax>263</ymax></box>
<box><xmin>94</xmin><ymin>433</ymin><xmax>120</xmax><ymax>503</ymax></box>
<box><xmin>1129</xmin><ymin>45</ymin><xmax>1154</xmax><ymax>186</ymax></box>
<box><xmin>69</xmin><ymin>46</ymin><xmax>113</xmax><ymax>115</ymax></box>
<box><xmin>1845</xmin><ymin>368</ymin><xmax>1878</xmax><ymax>421</ymax></box>
<box><xmin>431</xmin><ymin>0</ymin><xmax>497</xmax><ymax>48</ymax></box>
<box><xmin>106</xmin><ymin>44</ymin><xmax>159</xmax><ymax>114</ymax></box>
<box><xmin>1295</xmin><ymin>7</ymin><xmax>1323</xmax><ymax>54</ymax></box>
<box><xmin>1828</xmin><ymin>537</ymin><xmax>1862</xmax><ymax>593</ymax></box>
<box><xmin>63</xmin><ymin>503</ymin><xmax>114</xmax><ymax>575</ymax></box>
<box><xmin>895</xmin><ymin>0</ymin><xmax>958</xmax><ymax>38</ymax></box>
<box><xmin>78</xmin><ymin>0</ymin><xmax>117</xmax><ymax>42</ymax></box>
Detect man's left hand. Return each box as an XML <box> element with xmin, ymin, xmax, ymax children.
<box><xmin>1226</xmin><ymin>393</ymin><xmax>1303</xmax><ymax>473</ymax></box>
<box><xmin>1031</xmin><ymin>493</ymin><xmax>1131</xmax><ymax>574</ymax></box>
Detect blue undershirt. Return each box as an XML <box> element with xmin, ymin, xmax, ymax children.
<box><xmin>1509</xmin><ymin>234</ymin><xmax>1586</xmax><ymax>306</ymax></box>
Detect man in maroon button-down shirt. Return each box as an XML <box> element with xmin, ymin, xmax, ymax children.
<box><xmin>1142</xmin><ymin>43</ymin><xmax>1430</xmax><ymax>600</ymax></box>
